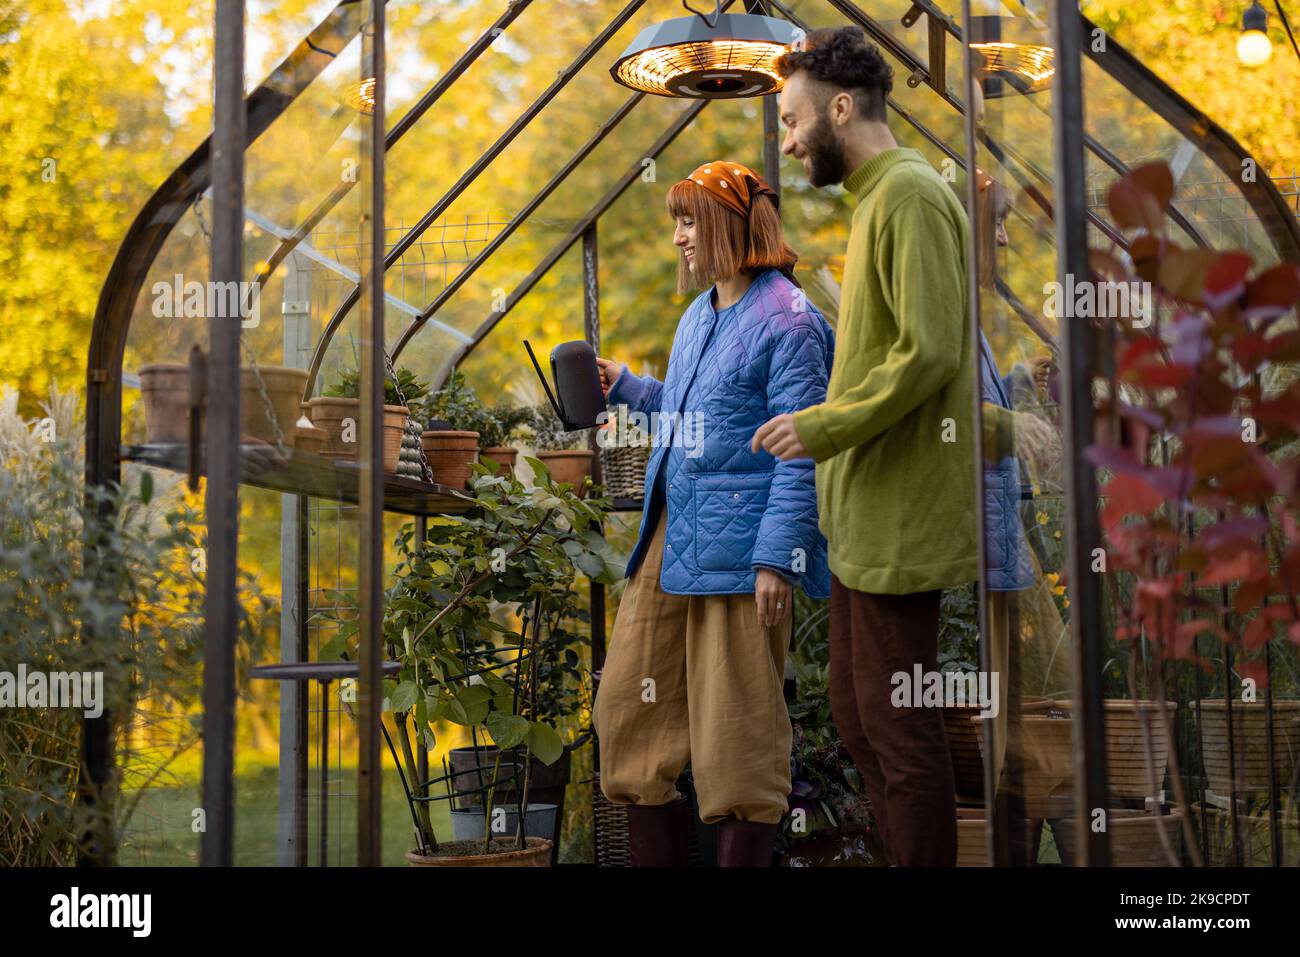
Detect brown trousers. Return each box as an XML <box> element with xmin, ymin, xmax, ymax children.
<box><xmin>593</xmin><ymin>512</ymin><xmax>793</xmax><ymax>824</ymax></box>
<box><xmin>829</xmin><ymin>576</ymin><xmax>957</xmax><ymax>865</ymax></box>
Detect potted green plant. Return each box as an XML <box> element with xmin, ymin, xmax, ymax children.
<box><xmin>418</xmin><ymin>370</ymin><xmax>486</xmax><ymax>487</ymax></box>
<box><xmin>477</xmin><ymin>403</ymin><xmax>533</xmax><ymax>475</ymax></box>
<box><xmin>779</xmin><ymin>595</ymin><xmax>879</xmax><ymax>866</ymax></box>
<box><xmin>309</xmin><ymin>365</ymin><xmax>426</xmax><ymax>470</ymax></box>
<box><xmin>527</xmin><ymin>403</ymin><xmax>594</xmax><ymax>493</ymax></box>
<box><xmin>370</xmin><ymin>462</ymin><xmax>618</xmax><ymax>866</ymax></box>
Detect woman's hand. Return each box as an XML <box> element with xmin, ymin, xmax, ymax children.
<box><xmin>595</xmin><ymin>357</ymin><xmax>626</xmax><ymax>397</ymax></box>
<box><xmin>1027</xmin><ymin>355</ymin><xmax>1052</xmax><ymax>394</ymax></box>
<box><xmin>755</xmin><ymin>567</ymin><xmax>793</xmax><ymax>628</ymax></box>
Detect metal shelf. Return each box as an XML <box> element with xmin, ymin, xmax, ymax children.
<box><xmin>122</xmin><ymin>443</ymin><xmax>475</xmax><ymax>516</ymax></box>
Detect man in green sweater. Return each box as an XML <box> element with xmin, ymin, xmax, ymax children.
<box><xmin>752</xmin><ymin>26</ymin><xmax>978</xmax><ymax>866</ymax></box>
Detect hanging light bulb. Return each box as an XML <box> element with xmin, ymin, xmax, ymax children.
<box><xmin>1237</xmin><ymin>1</ymin><xmax>1273</xmax><ymax>67</ymax></box>
<box><xmin>610</xmin><ymin>10</ymin><xmax>796</xmax><ymax>98</ymax></box>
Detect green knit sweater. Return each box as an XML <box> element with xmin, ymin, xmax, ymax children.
<box><xmin>793</xmin><ymin>148</ymin><xmax>978</xmax><ymax>594</ymax></box>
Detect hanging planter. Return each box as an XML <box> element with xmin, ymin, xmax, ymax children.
<box><xmin>138</xmin><ymin>364</ymin><xmax>191</xmax><ymax>444</ymax></box>
<box><xmin>138</xmin><ymin>363</ymin><xmax>307</xmax><ymax>449</ymax></box>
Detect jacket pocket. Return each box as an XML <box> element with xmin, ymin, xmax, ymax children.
<box><xmin>689</xmin><ymin>470</ymin><xmax>773</xmax><ymax>572</ymax></box>
<box><xmin>982</xmin><ymin>466</ymin><xmax>1015</xmax><ymax>575</ymax></box>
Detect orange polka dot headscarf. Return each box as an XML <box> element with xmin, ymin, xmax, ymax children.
<box><xmin>681</xmin><ymin>160</ymin><xmax>779</xmax><ymax>219</ymax></box>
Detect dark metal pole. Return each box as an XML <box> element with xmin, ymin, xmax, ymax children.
<box><xmin>958</xmin><ymin>0</ymin><xmax>996</xmax><ymax>866</ymax></box>
<box><xmin>582</xmin><ymin>224</ymin><xmax>608</xmax><ymax>677</ymax></box>
<box><xmin>357</xmin><ymin>0</ymin><xmax>386</xmax><ymax>867</ymax></box>
<box><xmin>762</xmin><ymin>97</ymin><xmax>782</xmax><ymax>202</ymax></box>
<box><xmin>200</xmin><ymin>0</ymin><xmax>245</xmax><ymax>868</ymax></box>
<box><xmin>1048</xmin><ymin>0</ymin><xmax>1110</xmax><ymax>866</ymax></box>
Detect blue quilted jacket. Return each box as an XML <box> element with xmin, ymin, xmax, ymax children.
<box><xmin>609</xmin><ymin>268</ymin><xmax>833</xmax><ymax>598</ymax></box>
<box><xmin>979</xmin><ymin>331</ymin><xmax>1034</xmax><ymax>592</ymax></box>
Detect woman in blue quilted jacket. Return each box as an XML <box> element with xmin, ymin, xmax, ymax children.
<box><xmin>591</xmin><ymin>160</ymin><xmax>834</xmax><ymax>867</ymax></box>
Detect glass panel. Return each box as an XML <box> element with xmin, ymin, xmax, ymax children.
<box><xmin>963</xmin><ymin>0</ymin><xmax>1075</xmax><ymax>866</ymax></box>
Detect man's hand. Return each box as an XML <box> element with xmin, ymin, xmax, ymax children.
<box><xmin>751</xmin><ymin>412</ymin><xmax>808</xmax><ymax>461</ymax></box>
<box><xmin>755</xmin><ymin>567</ymin><xmax>792</xmax><ymax>628</ymax></box>
<box><xmin>595</xmin><ymin>357</ymin><xmax>626</xmax><ymax>398</ymax></box>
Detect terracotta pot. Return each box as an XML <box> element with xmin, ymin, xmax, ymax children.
<box><xmin>404</xmin><ymin>837</ymin><xmax>552</xmax><ymax>868</ymax></box>
<box><xmin>1054</xmin><ymin>699</ymin><xmax>1177</xmax><ymax>802</ymax></box>
<box><xmin>241</xmin><ymin>367</ymin><xmax>309</xmax><ymax>449</ymax></box>
<box><xmin>1195</xmin><ymin>700</ymin><xmax>1300</xmax><ymax>795</ymax></box>
<box><xmin>295</xmin><ymin>423</ymin><xmax>328</xmax><ymax>455</ymax></box>
<box><xmin>382</xmin><ymin>405</ymin><xmax>408</xmax><ymax>473</ymax></box>
<box><xmin>307</xmin><ymin>397</ymin><xmax>358</xmax><ymax>459</ymax></box>
<box><xmin>536</xmin><ymin>449</ymin><xmax>594</xmax><ymax>493</ymax></box>
<box><xmin>139</xmin><ymin>364</ymin><xmax>191</xmax><ymax>444</ymax></box>
<box><xmin>943</xmin><ymin>695</ymin><xmax>1053</xmax><ymax>803</ymax></box>
<box><xmin>1052</xmin><ymin>808</ymin><xmax>1184</xmax><ymax>867</ymax></box>
<box><xmin>307</xmin><ymin>397</ymin><xmax>408</xmax><ymax>470</ymax></box>
<box><xmin>420</xmin><ymin>430</ymin><xmax>480</xmax><ymax>488</ymax></box>
<box><xmin>139</xmin><ymin>364</ymin><xmax>307</xmax><ymax>449</ymax></box>
<box><xmin>480</xmin><ymin>447</ymin><xmax>518</xmax><ymax>474</ymax></box>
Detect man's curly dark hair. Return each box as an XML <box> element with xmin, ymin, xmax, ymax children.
<box><xmin>775</xmin><ymin>26</ymin><xmax>893</xmax><ymax>123</ymax></box>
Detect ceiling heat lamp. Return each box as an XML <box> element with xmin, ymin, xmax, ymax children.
<box><xmin>610</xmin><ymin>2</ymin><xmax>797</xmax><ymax>99</ymax></box>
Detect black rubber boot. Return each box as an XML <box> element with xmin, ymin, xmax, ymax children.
<box><xmin>626</xmin><ymin>796</ymin><xmax>690</xmax><ymax>867</ymax></box>
<box><xmin>716</xmin><ymin>818</ymin><xmax>778</xmax><ymax>867</ymax></box>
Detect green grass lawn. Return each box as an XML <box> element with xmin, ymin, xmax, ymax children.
<box><xmin>118</xmin><ymin>759</ymin><xmax>449</xmax><ymax>866</ymax></box>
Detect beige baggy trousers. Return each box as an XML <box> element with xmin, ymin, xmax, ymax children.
<box><xmin>592</xmin><ymin>510</ymin><xmax>793</xmax><ymax>825</ymax></box>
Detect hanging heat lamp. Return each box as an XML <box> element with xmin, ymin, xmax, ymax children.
<box><xmin>610</xmin><ymin>3</ymin><xmax>797</xmax><ymax>99</ymax></box>
<box><xmin>343</xmin><ymin>76</ymin><xmax>377</xmax><ymax>115</ymax></box>
<box><xmin>968</xmin><ymin>15</ymin><xmax>1054</xmax><ymax>98</ymax></box>
<box><xmin>1237</xmin><ymin>1</ymin><xmax>1273</xmax><ymax>66</ymax></box>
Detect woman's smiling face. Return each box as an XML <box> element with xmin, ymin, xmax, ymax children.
<box><xmin>673</xmin><ymin>215</ymin><xmax>697</xmax><ymax>271</ymax></box>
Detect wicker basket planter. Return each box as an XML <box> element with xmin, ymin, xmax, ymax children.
<box><xmin>600</xmin><ymin>442</ymin><xmax>649</xmax><ymax>499</ymax></box>
<box><xmin>977</xmin><ymin>711</ymin><xmax>1074</xmax><ymax>818</ymax></box>
<box><xmin>1052</xmin><ymin>808</ymin><xmax>1184</xmax><ymax>866</ymax></box>
<box><xmin>1057</xmin><ymin>699</ymin><xmax>1177</xmax><ymax>802</ymax></box>
<box><xmin>1195</xmin><ymin>700</ymin><xmax>1300</xmax><ymax>795</ymax></box>
<box><xmin>956</xmin><ymin>807</ymin><xmax>990</xmax><ymax>867</ymax></box>
<box><xmin>943</xmin><ymin>695</ymin><xmax>1054</xmax><ymax>803</ymax></box>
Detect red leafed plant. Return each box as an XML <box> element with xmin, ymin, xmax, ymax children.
<box><xmin>1081</xmin><ymin>162</ymin><xmax>1300</xmax><ymax>865</ymax></box>
<box><xmin>1087</xmin><ymin>161</ymin><xmax>1300</xmax><ymax>680</ymax></box>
